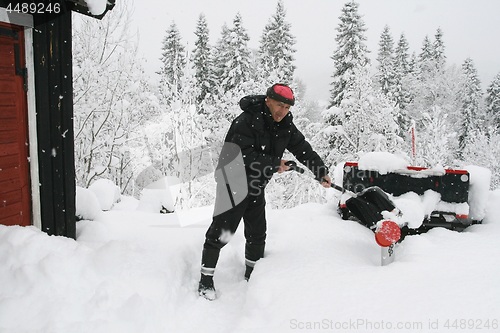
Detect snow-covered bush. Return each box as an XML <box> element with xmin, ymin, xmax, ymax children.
<box><xmin>137</xmin><ymin>176</ymin><xmax>180</xmax><ymax>213</ymax></box>
<box><xmin>134</xmin><ymin>165</ymin><xmax>163</xmax><ymax>195</ymax></box>
<box><xmin>75</xmin><ymin>186</ymin><xmax>101</xmax><ymax>221</ymax></box>
<box><xmin>88</xmin><ymin>179</ymin><xmax>121</xmax><ymax>211</ymax></box>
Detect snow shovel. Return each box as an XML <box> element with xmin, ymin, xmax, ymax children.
<box><xmin>342</xmin><ymin>186</ymin><xmax>401</xmax><ymax>265</ymax></box>
<box><xmin>286</xmin><ymin>161</ymin><xmax>401</xmax><ymax>265</ymax></box>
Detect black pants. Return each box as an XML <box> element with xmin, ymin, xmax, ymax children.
<box><xmin>201</xmin><ymin>183</ymin><xmax>267</xmax><ymax>275</ymax></box>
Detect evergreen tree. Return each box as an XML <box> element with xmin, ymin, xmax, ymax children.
<box><xmin>433</xmin><ymin>28</ymin><xmax>446</xmax><ymax>72</ymax></box>
<box><xmin>407</xmin><ymin>52</ymin><xmax>419</xmax><ymax>76</ymax></box>
<box><xmin>394</xmin><ymin>33</ymin><xmax>410</xmax><ymax>75</ymax></box>
<box><xmin>258</xmin><ymin>0</ymin><xmax>296</xmax><ymax>85</ymax></box>
<box><xmin>408</xmin><ymin>31</ymin><xmax>457</xmax><ymax>129</ymax></box>
<box><xmin>486</xmin><ymin>72</ymin><xmax>500</xmax><ymax>129</ymax></box>
<box><xmin>158</xmin><ymin>22</ymin><xmax>186</xmax><ymax>99</ymax></box>
<box><xmin>458</xmin><ymin>58</ymin><xmax>483</xmax><ymax>152</ymax></box>
<box><xmin>192</xmin><ymin>14</ymin><xmax>215</xmax><ymax>105</ymax></box>
<box><xmin>404</xmin><ymin>30</ymin><xmax>462</xmax><ymax>163</ymax></box>
<box><xmin>215</xmin><ymin>13</ymin><xmax>252</xmax><ymax>94</ymax></box>
<box><xmin>322</xmin><ymin>66</ymin><xmax>402</xmax><ymax>166</ymax></box>
<box><xmin>393</xmin><ymin>33</ymin><xmax>413</xmax><ymax>112</ymax></box>
<box><xmin>418</xmin><ymin>35</ymin><xmax>434</xmax><ymax>77</ymax></box>
<box><xmin>376</xmin><ymin>25</ymin><xmax>396</xmax><ymax>97</ymax></box>
<box><xmin>213</xmin><ymin>23</ymin><xmax>230</xmax><ymax>93</ymax></box>
<box><xmin>329</xmin><ymin>0</ymin><xmax>370</xmax><ymax>108</ymax></box>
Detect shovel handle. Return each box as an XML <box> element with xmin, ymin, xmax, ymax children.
<box><xmin>331</xmin><ymin>183</ymin><xmax>346</xmax><ymax>192</ymax></box>
<box><xmin>286</xmin><ymin>161</ymin><xmax>330</xmax><ymax>184</ymax></box>
<box><xmin>286</xmin><ymin>161</ymin><xmax>353</xmax><ymax>195</ymax></box>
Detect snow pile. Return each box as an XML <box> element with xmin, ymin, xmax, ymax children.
<box><xmin>1</xmin><ymin>189</ymin><xmax>500</xmax><ymax>332</ymax></box>
<box><xmin>88</xmin><ymin>179</ymin><xmax>121</xmax><ymax>211</ymax></box>
<box><xmin>358</xmin><ymin>152</ymin><xmax>409</xmax><ymax>174</ymax></box>
<box><xmin>138</xmin><ymin>176</ymin><xmax>180</xmax><ymax>213</ymax></box>
<box><xmin>390</xmin><ymin>190</ymin><xmax>472</xmax><ymax>229</ymax></box>
<box><xmin>75</xmin><ymin>186</ymin><xmax>101</xmax><ymax>220</ymax></box>
<box><xmin>466</xmin><ymin>165</ymin><xmax>491</xmax><ymax>221</ymax></box>
<box><xmin>391</xmin><ymin>191</ymin><xmax>440</xmax><ymax>228</ymax></box>
<box><xmin>135</xmin><ymin>166</ymin><xmax>163</xmax><ymax>192</ymax></box>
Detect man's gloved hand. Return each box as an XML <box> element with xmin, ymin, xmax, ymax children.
<box><xmin>278</xmin><ymin>159</ymin><xmax>291</xmax><ymax>173</ymax></box>
<box><xmin>319</xmin><ymin>175</ymin><xmax>332</xmax><ymax>188</ymax></box>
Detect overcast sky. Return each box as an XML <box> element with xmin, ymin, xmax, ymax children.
<box><xmin>130</xmin><ymin>0</ymin><xmax>500</xmax><ymax>101</ymax></box>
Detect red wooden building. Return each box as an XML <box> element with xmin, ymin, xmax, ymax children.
<box><xmin>0</xmin><ymin>0</ymin><xmax>114</xmax><ymax>238</ymax></box>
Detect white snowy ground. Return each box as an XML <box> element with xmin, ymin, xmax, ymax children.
<box><xmin>1</xmin><ymin>188</ymin><xmax>500</xmax><ymax>333</ymax></box>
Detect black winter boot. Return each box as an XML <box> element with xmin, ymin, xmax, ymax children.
<box><xmin>244</xmin><ymin>242</ymin><xmax>264</xmax><ymax>281</ymax></box>
<box><xmin>244</xmin><ymin>264</ymin><xmax>254</xmax><ymax>281</ymax></box>
<box><xmin>198</xmin><ymin>274</ymin><xmax>217</xmax><ymax>301</ymax></box>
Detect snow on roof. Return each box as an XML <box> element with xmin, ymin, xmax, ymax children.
<box><xmin>83</xmin><ymin>0</ymin><xmax>107</xmax><ymax>15</ymax></box>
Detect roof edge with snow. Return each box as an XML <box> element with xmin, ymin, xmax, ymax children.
<box><xmin>66</xmin><ymin>0</ymin><xmax>116</xmax><ymax>19</ymax></box>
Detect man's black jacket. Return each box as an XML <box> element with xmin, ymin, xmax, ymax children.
<box><xmin>217</xmin><ymin>95</ymin><xmax>328</xmax><ymax>195</ymax></box>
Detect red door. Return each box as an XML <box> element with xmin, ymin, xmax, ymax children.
<box><xmin>0</xmin><ymin>22</ymin><xmax>31</xmax><ymax>226</ymax></box>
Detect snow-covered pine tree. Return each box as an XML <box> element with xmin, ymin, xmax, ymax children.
<box><xmin>408</xmin><ymin>52</ymin><xmax>419</xmax><ymax>77</ymax></box>
<box><xmin>258</xmin><ymin>0</ymin><xmax>296</xmax><ymax>85</ymax></box>
<box><xmin>394</xmin><ymin>33</ymin><xmax>410</xmax><ymax>75</ymax></box>
<box><xmin>393</xmin><ymin>33</ymin><xmax>414</xmax><ymax>111</ymax></box>
<box><xmin>486</xmin><ymin>72</ymin><xmax>500</xmax><ymax>129</ymax></box>
<box><xmin>192</xmin><ymin>14</ymin><xmax>216</xmax><ymax>106</ymax></box>
<box><xmin>408</xmin><ymin>30</ymin><xmax>461</xmax><ymax>139</ymax></box>
<box><xmin>329</xmin><ymin>0</ymin><xmax>370</xmax><ymax>108</ymax></box>
<box><xmin>212</xmin><ymin>23</ymin><xmax>230</xmax><ymax>95</ymax></box>
<box><xmin>405</xmin><ymin>69</ymin><xmax>462</xmax><ymax>167</ymax></box>
<box><xmin>216</xmin><ymin>13</ymin><xmax>252</xmax><ymax>94</ymax></box>
<box><xmin>418</xmin><ymin>35</ymin><xmax>434</xmax><ymax>78</ymax></box>
<box><xmin>376</xmin><ymin>25</ymin><xmax>396</xmax><ymax>98</ymax></box>
<box><xmin>458</xmin><ymin>58</ymin><xmax>483</xmax><ymax>153</ymax></box>
<box><xmin>73</xmin><ymin>0</ymin><xmax>160</xmax><ymax>194</ymax></box>
<box><xmin>158</xmin><ymin>22</ymin><xmax>186</xmax><ymax>101</ymax></box>
<box><xmin>322</xmin><ymin>66</ymin><xmax>403</xmax><ymax>167</ymax></box>
<box><xmin>433</xmin><ymin>28</ymin><xmax>446</xmax><ymax>73</ymax></box>
<box><xmin>190</xmin><ymin>15</ymin><xmax>227</xmax><ymax>146</ymax></box>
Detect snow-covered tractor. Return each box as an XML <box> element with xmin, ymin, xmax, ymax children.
<box><xmin>336</xmin><ymin>153</ymin><xmax>490</xmax><ymax>242</ymax></box>
<box><xmin>286</xmin><ymin>152</ymin><xmax>490</xmax><ymax>264</ymax></box>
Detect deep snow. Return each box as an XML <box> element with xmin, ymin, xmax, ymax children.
<box><xmin>1</xmin><ymin>187</ymin><xmax>500</xmax><ymax>332</ymax></box>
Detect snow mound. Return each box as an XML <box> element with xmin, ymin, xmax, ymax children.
<box><xmin>138</xmin><ymin>176</ymin><xmax>180</xmax><ymax>213</ymax></box>
<box><xmin>466</xmin><ymin>165</ymin><xmax>491</xmax><ymax>221</ymax></box>
<box><xmin>358</xmin><ymin>152</ymin><xmax>409</xmax><ymax>174</ymax></box>
<box><xmin>88</xmin><ymin>179</ymin><xmax>121</xmax><ymax>211</ymax></box>
<box><xmin>135</xmin><ymin>166</ymin><xmax>163</xmax><ymax>192</ymax></box>
<box><xmin>76</xmin><ymin>186</ymin><xmax>101</xmax><ymax>220</ymax></box>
